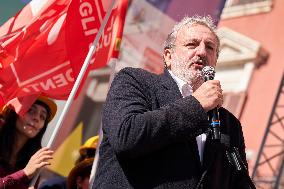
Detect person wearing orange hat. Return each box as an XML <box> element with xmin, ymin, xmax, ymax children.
<box><xmin>0</xmin><ymin>96</ymin><xmax>56</xmax><ymax>189</ymax></box>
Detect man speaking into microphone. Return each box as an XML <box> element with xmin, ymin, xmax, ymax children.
<box><xmin>94</xmin><ymin>15</ymin><xmax>255</xmax><ymax>189</ymax></box>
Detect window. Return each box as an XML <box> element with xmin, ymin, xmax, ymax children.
<box><xmin>227</xmin><ymin>0</ymin><xmax>269</xmax><ymax>6</ymax></box>
<box><xmin>221</xmin><ymin>0</ymin><xmax>273</xmax><ymax>19</ymax></box>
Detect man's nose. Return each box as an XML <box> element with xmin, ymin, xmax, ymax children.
<box><xmin>195</xmin><ymin>43</ymin><xmax>206</xmax><ymax>57</ymax></box>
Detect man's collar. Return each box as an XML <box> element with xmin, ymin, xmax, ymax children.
<box><xmin>168</xmin><ymin>70</ymin><xmax>187</xmax><ymax>90</ymax></box>
<box><xmin>168</xmin><ymin>70</ymin><xmax>193</xmax><ymax>97</ymax></box>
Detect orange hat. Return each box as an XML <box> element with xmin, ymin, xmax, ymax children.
<box><xmin>0</xmin><ymin>95</ymin><xmax>57</xmax><ymax>122</ymax></box>
<box><xmin>0</xmin><ymin>105</ymin><xmax>9</xmax><ymax>119</ymax></box>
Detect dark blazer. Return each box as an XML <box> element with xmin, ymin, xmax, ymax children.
<box><xmin>94</xmin><ymin>67</ymin><xmax>255</xmax><ymax>189</ymax></box>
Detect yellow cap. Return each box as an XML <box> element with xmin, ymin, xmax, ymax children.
<box><xmin>79</xmin><ymin>135</ymin><xmax>99</xmax><ymax>155</ymax></box>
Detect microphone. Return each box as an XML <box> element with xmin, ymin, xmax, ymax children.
<box><xmin>202</xmin><ymin>66</ymin><xmax>221</xmax><ymax>140</ymax></box>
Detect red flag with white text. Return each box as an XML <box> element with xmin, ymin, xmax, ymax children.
<box><xmin>65</xmin><ymin>0</ymin><xmax>128</xmax><ymax>76</ymax></box>
<box><xmin>0</xmin><ymin>0</ymin><xmax>128</xmax><ymax>115</ymax></box>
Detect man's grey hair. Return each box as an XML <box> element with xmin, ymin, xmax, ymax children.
<box><xmin>164</xmin><ymin>15</ymin><xmax>220</xmax><ymax>57</ymax></box>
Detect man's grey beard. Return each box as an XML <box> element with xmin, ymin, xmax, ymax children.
<box><xmin>178</xmin><ymin>69</ymin><xmax>204</xmax><ymax>91</ymax></box>
<box><xmin>171</xmin><ymin>57</ymin><xmax>204</xmax><ymax>91</ymax></box>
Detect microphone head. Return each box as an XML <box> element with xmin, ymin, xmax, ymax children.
<box><xmin>202</xmin><ymin>66</ymin><xmax>215</xmax><ymax>81</ymax></box>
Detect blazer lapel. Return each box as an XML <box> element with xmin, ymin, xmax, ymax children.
<box><xmin>159</xmin><ymin>69</ymin><xmax>202</xmax><ymax>169</ymax></box>
<box><xmin>158</xmin><ymin>69</ymin><xmax>182</xmax><ymax>103</ymax></box>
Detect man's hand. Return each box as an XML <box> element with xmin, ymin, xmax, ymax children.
<box><xmin>192</xmin><ymin>80</ymin><xmax>223</xmax><ymax>112</ymax></box>
<box><xmin>23</xmin><ymin>147</ymin><xmax>54</xmax><ymax>179</ymax></box>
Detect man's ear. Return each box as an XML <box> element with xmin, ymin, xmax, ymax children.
<box><xmin>163</xmin><ymin>48</ymin><xmax>172</xmax><ymax>69</ymax></box>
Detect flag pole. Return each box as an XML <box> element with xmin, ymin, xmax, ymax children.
<box><xmin>29</xmin><ymin>0</ymin><xmax>116</xmax><ymax>186</ymax></box>
<box><xmin>89</xmin><ymin>58</ymin><xmax>118</xmax><ymax>188</ymax></box>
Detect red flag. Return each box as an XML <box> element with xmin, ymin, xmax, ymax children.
<box><xmin>0</xmin><ymin>0</ymin><xmax>128</xmax><ymax>115</ymax></box>
<box><xmin>65</xmin><ymin>0</ymin><xmax>128</xmax><ymax>76</ymax></box>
